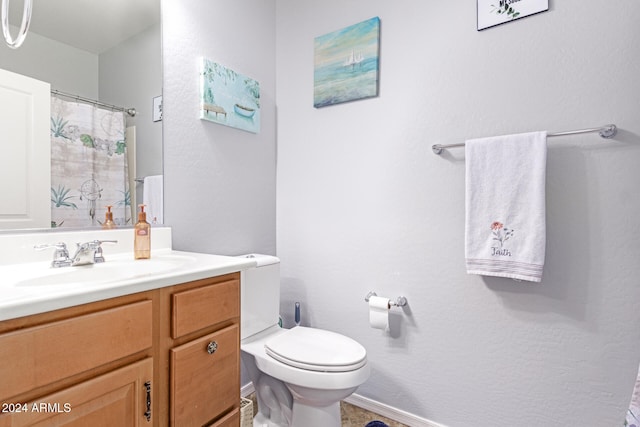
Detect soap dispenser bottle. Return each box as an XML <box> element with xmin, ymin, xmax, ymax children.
<box><xmin>134</xmin><ymin>204</ymin><xmax>150</xmax><ymax>259</ymax></box>
<box><xmin>102</xmin><ymin>205</ymin><xmax>117</xmax><ymax>229</ymax></box>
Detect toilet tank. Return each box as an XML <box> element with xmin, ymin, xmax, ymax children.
<box><xmin>239</xmin><ymin>254</ymin><xmax>281</xmax><ymax>340</ymax></box>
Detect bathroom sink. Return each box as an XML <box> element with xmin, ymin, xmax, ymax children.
<box><xmin>11</xmin><ymin>254</ymin><xmax>198</xmax><ymax>287</ymax></box>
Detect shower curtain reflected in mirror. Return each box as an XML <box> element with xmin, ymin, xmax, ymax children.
<box><xmin>50</xmin><ymin>96</ymin><xmax>131</xmax><ymax>228</ymax></box>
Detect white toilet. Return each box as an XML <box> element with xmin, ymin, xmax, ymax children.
<box><xmin>240</xmin><ymin>254</ymin><xmax>370</xmax><ymax>427</ymax></box>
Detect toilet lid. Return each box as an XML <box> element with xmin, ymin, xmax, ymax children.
<box><xmin>264</xmin><ymin>327</ymin><xmax>367</xmax><ymax>372</ymax></box>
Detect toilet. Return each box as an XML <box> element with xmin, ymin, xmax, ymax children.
<box><xmin>239</xmin><ymin>254</ymin><xmax>370</xmax><ymax>427</ymax></box>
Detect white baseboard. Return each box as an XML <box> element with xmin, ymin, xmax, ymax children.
<box><xmin>241</xmin><ymin>383</ymin><xmax>445</xmax><ymax>427</ymax></box>
<box><xmin>241</xmin><ymin>382</ymin><xmax>255</xmax><ymax>397</ymax></box>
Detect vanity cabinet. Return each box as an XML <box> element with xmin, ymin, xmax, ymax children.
<box><xmin>0</xmin><ymin>272</ymin><xmax>242</xmax><ymax>427</ymax></box>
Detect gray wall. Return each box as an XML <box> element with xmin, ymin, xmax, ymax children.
<box><xmin>100</xmin><ymin>23</ymin><xmax>163</xmax><ymax>207</ymax></box>
<box><xmin>276</xmin><ymin>0</ymin><xmax>640</xmax><ymax>427</ymax></box>
<box><xmin>275</xmin><ymin>1</ymin><xmax>640</xmax><ymax>426</ymax></box>
<box><xmin>162</xmin><ymin>0</ymin><xmax>277</xmax><ymax>255</ymax></box>
<box><xmin>162</xmin><ymin>0</ymin><xmax>640</xmax><ymax>426</ymax></box>
<box><xmin>0</xmin><ymin>28</ymin><xmax>97</xmax><ymax>98</ymax></box>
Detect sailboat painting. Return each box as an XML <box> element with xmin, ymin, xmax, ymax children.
<box><xmin>314</xmin><ymin>17</ymin><xmax>380</xmax><ymax>108</ymax></box>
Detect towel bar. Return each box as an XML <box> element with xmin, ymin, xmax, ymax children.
<box><xmin>432</xmin><ymin>124</ymin><xmax>617</xmax><ymax>155</ymax></box>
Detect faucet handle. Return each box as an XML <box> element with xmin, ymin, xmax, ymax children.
<box><xmin>94</xmin><ymin>239</ymin><xmax>118</xmax><ymax>245</ymax></box>
<box><xmin>34</xmin><ymin>241</ymin><xmax>67</xmax><ymax>250</ymax></box>
<box><xmin>91</xmin><ymin>239</ymin><xmax>118</xmax><ymax>263</ymax></box>
<box><xmin>75</xmin><ymin>239</ymin><xmax>117</xmax><ymax>249</ymax></box>
<box><xmin>34</xmin><ymin>242</ymin><xmax>72</xmax><ymax>268</ymax></box>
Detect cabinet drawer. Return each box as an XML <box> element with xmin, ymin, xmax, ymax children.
<box><xmin>0</xmin><ymin>300</ymin><xmax>152</xmax><ymax>400</ymax></box>
<box><xmin>171</xmin><ymin>279</ymin><xmax>239</xmax><ymax>339</ymax></box>
<box><xmin>171</xmin><ymin>324</ymin><xmax>239</xmax><ymax>426</ymax></box>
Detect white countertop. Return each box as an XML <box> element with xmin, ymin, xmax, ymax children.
<box><xmin>0</xmin><ymin>228</ymin><xmax>257</xmax><ymax>321</ymax></box>
<box><xmin>0</xmin><ymin>249</ymin><xmax>256</xmax><ymax>321</ymax></box>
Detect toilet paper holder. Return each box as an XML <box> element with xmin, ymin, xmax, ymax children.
<box><xmin>364</xmin><ymin>291</ymin><xmax>407</xmax><ymax>308</ymax></box>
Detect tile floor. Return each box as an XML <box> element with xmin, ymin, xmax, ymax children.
<box><xmin>245</xmin><ymin>393</ymin><xmax>409</xmax><ymax>427</ymax></box>
<box><xmin>340</xmin><ymin>401</ymin><xmax>409</xmax><ymax>427</ymax></box>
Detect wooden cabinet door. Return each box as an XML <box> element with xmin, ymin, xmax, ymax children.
<box><xmin>0</xmin><ymin>358</ymin><xmax>153</xmax><ymax>427</ymax></box>
<box><xmin>171</xmin><ymin>324</ymin><xmax>239</xmax><ymax>426</ymax></box>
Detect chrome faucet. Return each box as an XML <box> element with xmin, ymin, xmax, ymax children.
<box><xmin>35</xmin><ymin>240</ymin><xmax>118</xmax><ymax>267</ymax></box>
<box><xmin>71</xmin><ymin>240</ymin><xmax>118</xmax><ymax>266</ymax></box>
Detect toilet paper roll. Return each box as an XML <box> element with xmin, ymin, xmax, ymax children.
<box><xmin>368</xmin><ymin>295</ymin><xmax>390</xmax><ymax>330</ymax></box>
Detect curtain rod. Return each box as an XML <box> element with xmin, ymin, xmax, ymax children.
<box><xmin>51</xmin><ymin>89</ymin><xmax>137</xmax><ymax>117</ymax></box>
<box><xmin>431</xmin><ymin>124</ymin><xmax>617</xmax><ymax>155</ymax></box>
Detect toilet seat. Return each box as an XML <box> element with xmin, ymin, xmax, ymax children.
<box><xmin>242</xmin><ymin>324</ymin><xmax>371</xmax><ymax>391</ymax></box>
<box><xmin>264</xmin><ymin>326</ymin><xmax>367</xmax><ymax>372</ymax></box>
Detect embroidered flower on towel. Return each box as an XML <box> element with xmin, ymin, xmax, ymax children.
<box><xmin>491</xmin><ymin>221</ymin><xmax>513</xmax><ymax>248</ymax></box>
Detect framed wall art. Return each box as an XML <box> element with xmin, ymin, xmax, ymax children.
<box><xmin>313</xmin><ymin>16</ymin><xmax>380</xmax><ymax>108</ymax></box>
<box><xmin>152</xmin><ymin>95</ymin><xmax>162</xmax><ymax>122</ymax></box>
<box><xmin>199</xmin><ymin>58</ymin><xmax>260</xmax><ymax>133</ymax></box>
<box><xmin>477</xmin><ymin>0</ymin><xmax>548</xmax><ymax>31</ymax></box>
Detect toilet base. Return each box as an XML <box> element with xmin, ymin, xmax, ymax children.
<box><xmin>253</xmin><ymin>412</ymin><xmax>283</xmax><ymax>427</ymax></box>
<box><xmin>290</xmin><ymin>400</ymin><xmax>340</xmax><ymax>427</ymax></box>
<box><xmin>286</xmin><ymin>383</ymin><xmax>357</xmax><ymax>427</ymax></box>
<box><xmin>252</xmin><ymin>400</ymin><xmax>340</xmax><ymax>427</ymax></box>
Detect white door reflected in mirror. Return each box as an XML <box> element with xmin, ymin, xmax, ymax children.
<box><xmin>0</xmin><ymin>68</ymin><xmax>50</xmax><ymax>229</ymax></box>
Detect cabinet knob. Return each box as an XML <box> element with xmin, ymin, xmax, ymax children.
<box><xmin>206</xmin><ymin>341</ymin><xmax>218</xmax><ymax>354</ymax></box>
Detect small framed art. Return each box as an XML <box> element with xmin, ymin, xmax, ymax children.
<box><xmin>477</xmin><ymin>0</ymin><xmax>548</xmax><ymax>31</ymax></box>
<box><xmin>199</xmin><ymin>58</ymin><xmax>260</xmax><ymax>133</ymax></box>
<box><xmin>152</xmin><ymin>96</ymin><xmax>162</xmax><ymax>122</ymax></box>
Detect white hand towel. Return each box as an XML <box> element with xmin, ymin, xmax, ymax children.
<box><xmin>143</xmin><ymin>175</ymin><xmax>164</xmax><ymax>225</ymax></box>
<box><xmin>465</xmin><ymin>131</ymin><xmax>547</xmax><ymax>282</ymax></box>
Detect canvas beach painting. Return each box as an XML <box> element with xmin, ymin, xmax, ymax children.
<box><xmin>200</xmin><ymin>58</ymin><xmax>260</xmax><ymax>133</ymax></box>
<box><xmin>314</xmin><ymin>17</ymin><xmax>380</xmax><ymax>108</ymax></box>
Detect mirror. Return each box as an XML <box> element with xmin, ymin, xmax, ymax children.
<box><xmin>0</xmin><ymin>0</ymin><xmax>162</xmax><ymax>231</ymax></box>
